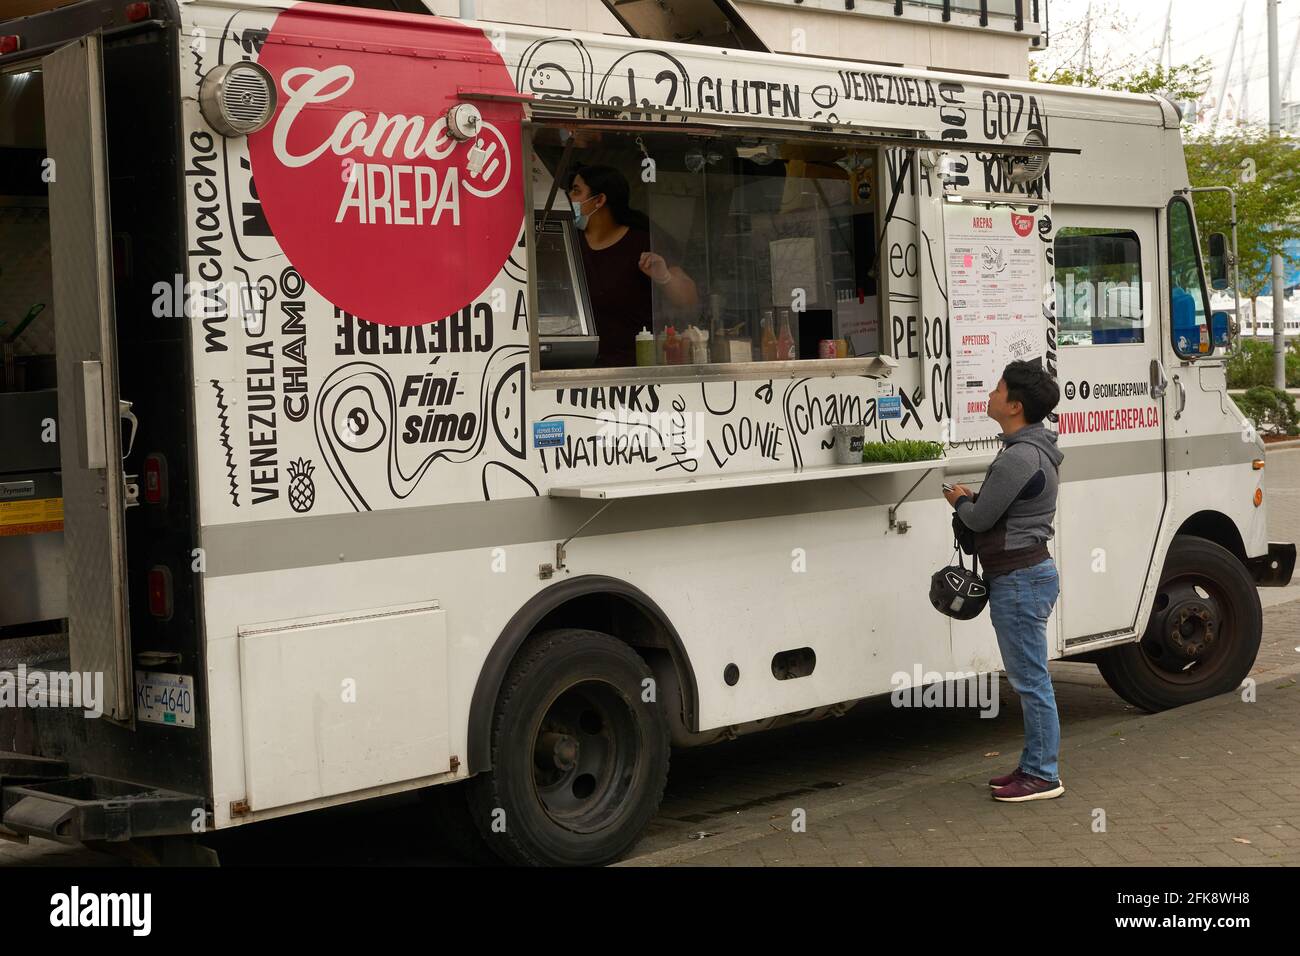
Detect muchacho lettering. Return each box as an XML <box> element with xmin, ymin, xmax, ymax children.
<box><xmin>185</xmin><ymin>130</ymin><xmax>229</xmax><ymax>353</ymax></box>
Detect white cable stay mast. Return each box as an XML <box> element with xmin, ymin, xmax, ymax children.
<box><xmin>1213</xmin><ymin>3</ymin><xmax>1247</xmax><ymax>132</ymax></box>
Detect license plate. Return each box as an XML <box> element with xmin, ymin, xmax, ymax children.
<box><xmin>134</xmin><ymin>671</ymin><xmax>196</xmax><ymax>728</ymax></box>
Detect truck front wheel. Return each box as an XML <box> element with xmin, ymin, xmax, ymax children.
<box><xmin>466</xmin><ymin>628</ymin><xmax>670</xmax><ymax>866</ymax></box>
<box><xmin>1097</xmin><ymin>535</ymin><xmax>1262</xmax><ymax>712</ymax></box>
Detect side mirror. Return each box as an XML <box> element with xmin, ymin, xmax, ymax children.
<box><xmin>1211</xmin><ymin>310</ymin><xmax>1232</xmax><ymax>350</ymax></box>
<box><xmin>1208</xmin><ymin>232</ymin><xmax>1230</xmax><ymax>290</ymax></box>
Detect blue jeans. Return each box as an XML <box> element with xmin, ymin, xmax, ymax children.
<box><xmin>987</xmin><ymin>557</ymin><xmax>1061</xmax><ymax>783</ymax></box>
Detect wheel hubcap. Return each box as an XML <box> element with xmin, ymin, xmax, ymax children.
<box><xmin>1166</xmin><ymin>602</ymin><xmax>1216</xmax><ymax>659</ymax></box>
<box><xmin>531</xmin><ymin>680</ymin><xmax>640</xmax><ymax>834</ymax></box>
<box><xmin>536</xmin><ymin>732</ymin><xmax>580</xmax><ymax>771</ymax></box>
<box><xmin>1141</xmin><ymin>578</ymin><xmax>1231</xmax><ymax>680</ymax></box>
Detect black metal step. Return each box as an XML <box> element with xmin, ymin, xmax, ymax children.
<box><xmin>1</xmin><ymin>774</ymin><xmax>204</xmax><ymax>844</ymax></box>
<box><xmin>0</xmin><ymin>750</ymin><xmax>68</xmax><ymax>781</ymax></box>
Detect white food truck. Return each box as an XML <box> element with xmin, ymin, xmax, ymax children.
<box><xmin>0</xmin><ymin>0</ymin><xmax>1293</xmax><ymax>866</ymax></box>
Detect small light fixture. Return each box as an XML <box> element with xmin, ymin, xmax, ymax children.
<box><xmin>144</xmin><ymin>453</ymin><xmax>169</xmax><ymax>505</ymax></box>
<box><xmin>199</xmin><ymin>61</ymin><xmax>276</xmax><ymax>137</ymax></box>
<box><xmin>1000</xmin><ymin>129</ymin><xmax>1049</xmax><ymax>186</ymax></box>
<box><xmin>445</xmin><ymin>103</ymin><xmax>482</xmax><ymax>141</ymax></box>
<box><xmin>147</xmin><ymin>566</ymin><xmax>174</xmax><ymax>620</ymax></box>
<box><xmin>0</xmin><ymin>36</ymin><xmax>21</xmax><ymax>56</ymax></box>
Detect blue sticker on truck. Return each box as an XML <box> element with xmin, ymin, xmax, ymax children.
<box><xmin>878</xmin><ymin>395</ymin><xmax>902</xmax><ymax>420</ymax></box>
<box><xmin>532</xmin><ymin>420</ymin><xmax>565</xmax><ymax>448</ymax></box>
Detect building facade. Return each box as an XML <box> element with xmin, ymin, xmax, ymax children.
<box><xmin>420</xmin><ymin>0</ymin><xmax>1048</xmax><ymax>78</ymax></box>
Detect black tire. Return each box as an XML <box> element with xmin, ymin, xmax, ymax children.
<box><xmin>464</xmin><ymin>628</ymin><xmax>670</xmax><ymax>866</ymax></box>
<box><xmin>1097</xmin><ymin>535</ymin><xmax>1261</xmax><ymax>712</ymax></box>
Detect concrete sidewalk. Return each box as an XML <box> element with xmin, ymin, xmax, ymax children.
<box><xmin>622</xmin><ymin>599</ymin><xmax>1300</xmax><ymax>867</ymax></box>
<box><xmin>4</xmin><ymin>599</ymin><xmax>1298</xmax><ymax>868</ymax></box>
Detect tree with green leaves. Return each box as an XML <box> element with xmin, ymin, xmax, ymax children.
<box><xmin>1031</xmin><ymin>12</ymin><xmax>1299</xmax><ymax>350</ymax></box>
<box><xmin>1184</xmin><ymin>130</ymin><xmax>1300</xmax><ymax>324</ymax></box>
<box><xmin>1226</xmin><ymin>338</ymin><xmax>1300</xmax><ymax>388</ymax></box>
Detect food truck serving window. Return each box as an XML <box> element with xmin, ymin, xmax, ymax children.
<box><xmin>528</xmin><ymin>126</ymin><xmax>884</xmax><ymax>374</ymax></box>
<box><xmin>1054</xmin><ymin>228</ymin><xmax>1144</xmax><ymax>346</ymax></box>
<box><xmin>1167</xmin><ymin>196</ymin><xmax>1213</xmax><ymax>358</ymax></box>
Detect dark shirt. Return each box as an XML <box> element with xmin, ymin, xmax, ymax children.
<box><xmin>579</xmin><ymin>227</ymin><xmax>654</xmax><ymax>367</ymax></box>
<box><xmin>952</xmin><ymin>423</ymin><xmax>1063</xmax><ymax>579</ymax></box>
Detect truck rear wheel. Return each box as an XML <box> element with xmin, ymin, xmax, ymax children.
<box><xmin>466</xmin><ymin>628</ymin><xmax>670</xmax><ymax>866</ymax></box>
<box><xmin>1097</xmin><ymin>535</ymin><xmax>1261</xmax><ymax>712</ymax></box>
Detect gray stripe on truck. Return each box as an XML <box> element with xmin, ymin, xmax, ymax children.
<box><xmin>200</xmin><ymin>432</ymin><xmax>1261</xmax><ymax>577</ymax></box>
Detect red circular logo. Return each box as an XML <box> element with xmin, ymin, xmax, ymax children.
<box><xmin>247</xmin><ymin>8</ymin><xmax>523</xmax><ymax>326</ymax></box>
<box><xmin>1011</xmin><ymin>213</ymin><xmax>1036</xmax><ymax>238</ymax></box>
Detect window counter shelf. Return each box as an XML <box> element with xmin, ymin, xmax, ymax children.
<box><xmin>548</xmin><ymin>456</ymin><xmax>986</xmax><ymax>500</ymax></box>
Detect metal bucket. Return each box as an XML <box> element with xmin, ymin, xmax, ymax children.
<box><xmin>831</xmin><ymin>423</ymin><xmax>865</xmax><ymax>464</ymax></box>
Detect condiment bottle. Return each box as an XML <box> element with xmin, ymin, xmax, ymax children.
<box><xmin>708</xmin><ymin>297</ymin><xmax>729</xmax><ymax>363</ymax></box>
<box><xmin>664</xmin><ymin>326</ymin><xmax>684</xmax><ymax>365</ymax></box>
<box><xmin>760</xmin><ymin>310</ymin><xmax>777</xmax><ymax>361</ymax></box>
<box><xmin>635</xmin><ymin>327</ymin><xmax>655</xmax><ymax>366</ymax></box>
<box><xmin>710</xmin><ymin>316</ymin><xmax>730</xmax><ymax>363</ymax></box>
<box><xmin>777</xmin><ymin>308</ymin><xmax>796</xmax><ymax>360</ymax></box>
<box><xmin>686</xmin><ymin>325</ymin><xmax>709</xmax><ymax>364</ymax></box>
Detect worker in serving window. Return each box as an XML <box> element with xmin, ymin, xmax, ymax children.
<box><xmin>567</xmin><ymin>165</ymin><xmax>698</xmax><ymax>367</ymax></box>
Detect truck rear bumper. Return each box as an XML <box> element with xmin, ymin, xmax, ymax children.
<box><xmin>1</xmin><ymin>754</ymin><xmax>203</xmax><ymax>844</ymax></box>
<box><xmin>1247</xmin><ymin>543</ymin><xmax>1296</xmax><ymax>587</ymax></box>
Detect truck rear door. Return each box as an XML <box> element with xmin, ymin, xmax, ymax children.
<box><xmin>43</xmin><ymin>34</ymin><xmax>133</xmax><ymax>721</ymax></box>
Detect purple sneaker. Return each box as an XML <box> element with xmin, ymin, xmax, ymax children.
<box><xmin>992</xmin><ymin>773</ymin><xmax>1064</xmax><ymax>802</ymax></box>
<box><xmin>988</xmin><ymin>767</ymin><xmax>1028</xmax><ymax>789</ymax></box>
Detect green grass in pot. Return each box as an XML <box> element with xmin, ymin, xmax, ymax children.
<box><xmin>860</xmin><ymin>439</ymin><xmax>945</xmax><ymax>463</ymax></box>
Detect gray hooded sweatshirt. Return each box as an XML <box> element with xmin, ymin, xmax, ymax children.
<box><xmin>954</xmin><ymin>422</ymin><xmax>1065</xmax><ymax>578</ymax></box>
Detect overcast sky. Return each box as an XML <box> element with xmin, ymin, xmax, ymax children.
<box><xmin>1038</xmin><ymin>0</ymin><xmax>1300</xmax><ymax>125</ymax></box>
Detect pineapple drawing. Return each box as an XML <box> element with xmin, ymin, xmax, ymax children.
<box><xmin>287</xmin><ymin>457</ymin><xmax>316</xmax><ymax>513</ymax></box>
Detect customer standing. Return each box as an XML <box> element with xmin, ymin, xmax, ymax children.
<box><xmin>943</xmin><ymin>360</ymin><xmax>1065</xmax><ymax>802</ymax></box>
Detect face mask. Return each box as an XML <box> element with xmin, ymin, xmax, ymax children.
<box><xmin>571</xmin><ymin>196</ymin><xmax>595</xmax><ymax>230</ymax></box>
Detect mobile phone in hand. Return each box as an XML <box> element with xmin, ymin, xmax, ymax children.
<box><xmin>942</xmin><ymin>482</ymin><xmax>956</xmax><ymax>493</ymax></box>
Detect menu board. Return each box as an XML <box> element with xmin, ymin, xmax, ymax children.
<box><xmin>943</xmin><ymin>206</ymin><xmax>1046</xmax><ymax>439</ymax></box>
